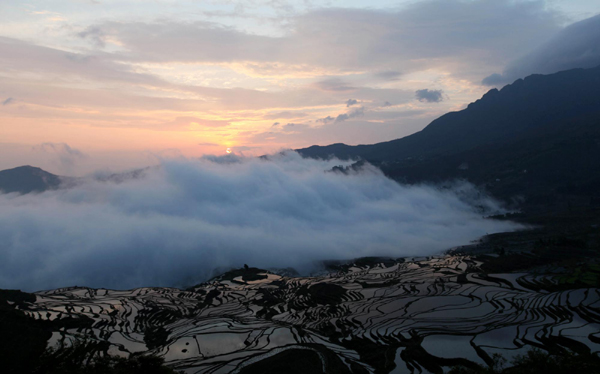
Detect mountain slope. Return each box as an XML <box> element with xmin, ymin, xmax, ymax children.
<box><xmin>298</xmin><ymin>66</ymin><xmax>600</xmax><ymax>207</ymax></box>
<box><xmin>0</xmin><ymin>166</ymin><xmax>153</xmax><ymax>196</ymax></box>
<box><xmin>298</xmin><ymin>66</ymin><xmax>600</xmax><ymax>162</ymax></box>
<box><xmin>0</xmin><ymin>166</ymin><xmax>63</xmax><ymax>194</ymax></box>
<box><xmin>10</xmin><ymin>255</ymin><xmax>600</xmax><ymax>374</ymax></box>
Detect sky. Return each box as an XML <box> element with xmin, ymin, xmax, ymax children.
<box><xmin>1</xmin><ymin>0</ymin><xmax>599</xmax><ymax>175</ymax></box>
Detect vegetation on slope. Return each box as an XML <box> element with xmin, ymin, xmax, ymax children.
<box><xmin>449</xmin><ymin>349</ymin><xmax>600</xmax><ymax>374</ymax></box>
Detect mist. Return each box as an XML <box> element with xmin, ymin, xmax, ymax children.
<box><xmin>0</xmin><ymin>152</ymin><xmax>521</xmax><ymax>292</ymax></box>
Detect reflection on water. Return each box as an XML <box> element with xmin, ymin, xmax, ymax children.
<box><xmin>21</xmin><ymin>255</ymin><xmax>600</xmax><ymax>373</ymax></box>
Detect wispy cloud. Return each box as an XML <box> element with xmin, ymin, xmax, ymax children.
<box><xmin>32</xmin><ymin>143</ymin><xmax>87</xmax><ymax>173</ymax></box>
<box><xmin>313</xmin><ymin>78</ymin><xmax>356</xmax><ymax>92</ymax></box>
<box><xmin>334</xmin><ymin>106</ymin><xmax>365</xmax><ymax>122</ymax></box>
<box><xmin>483</xmin><ymin>14</ymin><xmax>600</xmax><ymax>86</ymax></box>
<box><xmin>375</xmin><ymin>71</ymin><xmax>402</xmax><ymax>81</ymax></box>
<box><xmin>316</xmin><ymin>106</ymin><xmax>365</xmax><ymax>124</ymax></box>
<box><xmin>0</xmin><ymin>0</ymin><xmax>594</xmax><ymax>160</ymax></box>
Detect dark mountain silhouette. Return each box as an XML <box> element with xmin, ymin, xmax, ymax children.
<box><xmin>298</xmin><ymin>66</ymin><xmax>600</xmax><ymax>209</ymax></box>
<box><xmin>0</xmin><ymin>165</ymin><xmax>152</xmax><ymax>196</ymax></box>
<box><xmin>91</xmin><ymin>167</ymin><xmax>151</xmax><ymax>184</ymax></box>
<box><xmin>0</xmin><ymin>166</ymin><xmax>63</xmax><ymax>194</ymax></box>
<box><xmin>299</xmin><ymin>66</ymin><xmax>600</xmax><ymax>161</ymax></box>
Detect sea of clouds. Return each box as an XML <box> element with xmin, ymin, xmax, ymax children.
<box><xmin>0</xmin><ymin>152</ymin><xmax>521</xmax><ymax>291</ymax></box>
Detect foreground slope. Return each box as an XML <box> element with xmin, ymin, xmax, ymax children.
<box><xmin>6</xmin><ymin>254</ymin><xmax>600</xmax><ymax>374</ymax></box>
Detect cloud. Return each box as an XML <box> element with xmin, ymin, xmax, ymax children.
<box><xmin>32</xmin><ymin>143</ymin><xmax>87</xmax><ymax>172</ymax></box>
<box><xmin>82</xmin><ymin>1</ymin><xmax>560</xmax><ymax>78</ymax></box>
<box><xmin>313</xmin><ymin>78</ymin><xmax>356</xmax><ymax>92</ymax></box>
<box><xmin>482</xmin><ymin>14</ymin><xmax>600</xmax><ymax>86</ymax></box>
<box><xmin>263</xmin><ymin>111</ymin><xmax>308</xmax><ymax>120</ymax></box>
<box><xmin>334</xmin><ymin>106</ymin><xmax>365</xmax><ymax>122</ymax></box>
<box><xmin>481</xmin><ymin>74</ymin><xmax>505</xmax><ymax>86</ymax></box>
<box><xmin>0</xmin><ymin>1</ymin><xmax>563</xmax><ymax>142</ymax></box>
<box><xmin>279</xmin><ymin>122</ymin><xmax>310</xmax><ymax>132</ymax></box>
<box><xmin>0</xmin><ymin>1</ymin><xmax>572</xmax><ymax>158</ymax></box>
<box><xmin>316</xmin><ymin>116</ymin><xmax>334</xmax><ymax>124</ymax></box>
<box><xmin>316</xmin><ymin>107</ymin><xmax>365</xmax><ymax>124</ymax></box>
<box><xmin>375</xmin><ymin>71</ymin><xmax>402</xmax><ymax>81</ymax></box>
<box><xmin>77</xmin><ymin>26</ymin><xmax>107</xmax><ymax>48</ymax></box>
<box><xmin>367</xmin><ymin>110</ymin><xmax>427</xmax><ymax>120</ymax></box>
<box><xmin>415</xmin><ymin>89</ymin><xmax>444</xmax><ymax>103</ymax></box>
<box><xmin>228</xmin><ymin>146</ymin><xmax>257</xmax><ymax>152</ymax></box>
<box><xmin>272</xmin><ymin>122</ymin><xmax>280</xmax><ymax>127</ymax></box>
<box><xmin>346</xmin><ymin>99</ymin><xmax>358</xmax><ymax>107</ymax></box>
<box><xmin>0</xmin><ymin>152</ymin><xmax>520</xmax><ymax>291</ymax></box>
<box><xmin>0</xmin><ymin>37</ymin><xmax>400</xmax><ymax>115</ymax></box>
<box><xmin>167</xmin><ymin>116</ymin><xmax>231</xmax><ymax>130</ymax></box>
<box><xmin>0</xmin><ymin>36</ymin><xmax>164</xmax><ymax>87</ymax></box>
<box><xmin>2</xmin><ymin>98</ymin><xmax>14</xmax><ymax>106</ymax></box>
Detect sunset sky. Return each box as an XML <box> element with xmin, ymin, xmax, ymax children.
<box><xmin>1</xmin><ymin>0</ymin><xmax>598</xmax><ymax>175</ymax></box>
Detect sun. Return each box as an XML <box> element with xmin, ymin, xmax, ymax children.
<box><xmin>226</xmin><ymin>148</ymin><xmax>232</xmax><ymax>154</ymax></box>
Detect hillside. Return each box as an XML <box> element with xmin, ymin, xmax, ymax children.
<box><xmin>4</xmin><ymin>254</ymin><xmax>600</xmax><ymax>374</ymax></box>
<box><xmin>0</xmin><ymin>166</ymin><xmax>63</xmax><ymax>194</ymax></box>
<box><xmin>298</xmin><ymin>66</ymin><xmax>600</xmax><ymax>208</ymax></box>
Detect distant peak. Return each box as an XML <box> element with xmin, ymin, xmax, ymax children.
<box><xmin>0</xmin><ymin>165</ymin><xmax>62</xmax><ymax>194</ymax></box>
<box><xmin>0</xmin><ymin>166</ymin><xmax>60</xmax><ymax>179</ymax></box>
<box><xmin>7</xmin><ymin>165</ymin><xmax>46</xmax><ymax>172</ymax></box>
<box><xmin>483</xmin><ymin>88</ymin><xmax>499</xmax><ymax>97</ymax></box>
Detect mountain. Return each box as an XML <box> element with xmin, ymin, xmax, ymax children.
<box><xmin>298</xmin><ymin>66</ymin><xmax>600</xmax><ymax>208</ymax></box>
<box><xmin>0</xmin><ymin>166</ymin><xmax>63</xmax><ymax>194</ymax></box>
<box><xmin>299</xmin><ymin>66</ymin><xmax>600</xmax><ymax>161</ymax></box>
<box><xmin>0</xmin><ymin>166</ymin><xmax>153</xmax><ymax>196</ymax></box>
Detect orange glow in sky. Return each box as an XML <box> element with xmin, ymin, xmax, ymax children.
<box><xmin>1</xmin><ymin>0</ymin><xmax>593</xmax><ymax>175</ymax></box>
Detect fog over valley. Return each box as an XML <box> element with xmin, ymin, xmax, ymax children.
<box><xmin>0</xmin><ymin>152</ymin><xmax>519</xmax><ymax>291</ymax></box>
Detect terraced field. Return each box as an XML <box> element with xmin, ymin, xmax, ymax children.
<box><xmin>19</xmin><ymin>255</ymin><xmax>600</xmax><ymax>373</ymax></box>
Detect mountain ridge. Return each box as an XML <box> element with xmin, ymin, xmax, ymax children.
<box><xmin>298</xmin><ymin>66</ymin><xmax>600</xmax><ymax>208</ymax></box>
<box><xmin>298</xmin><ymin>65</ymin><xmax>600</xmax><ymax>162</ymax></box>
<box><xmin>0</xmin><ymin>165</ymin><xmax>63</xmax><ymax>194</ymax></box>
<box><xmin>0</xmin><ymin>165</ymin><xmax>151</xmax><ymax>195</ymax></box>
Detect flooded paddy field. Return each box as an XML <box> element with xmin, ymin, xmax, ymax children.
<box><xmin>13</xmin><ymin>253</ymin><xmax>600</xmax><ymax>374</ymax></box>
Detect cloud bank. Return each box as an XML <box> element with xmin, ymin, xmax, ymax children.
<box><xmin>0</xmin><ymin>153</ymin><xmax>520</xmax><ymax>292</ymax></box>
<box><xmin>84</xmin><ymin>1</ymin><xmax>560</xmax><ymax>76</ymax></box>
<box><xmin>483</xmin><ymin>14</ymin><xmax>600</xmax><ymax>86</ymax></box>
